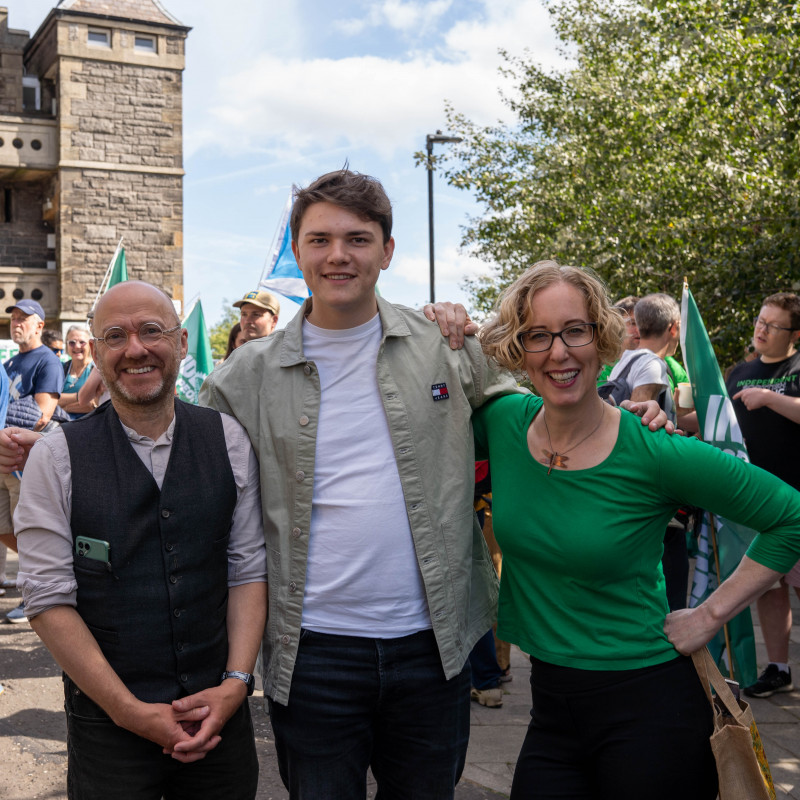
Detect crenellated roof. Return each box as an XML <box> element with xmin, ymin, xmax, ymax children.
<box><xmin>54</xmin><ymin>0</ymin><xmax>185</xmax><ymax>28</ymax></box>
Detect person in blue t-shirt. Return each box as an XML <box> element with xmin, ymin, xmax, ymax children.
<box><xmin>0</xmin><ymin>364</ymin><xmax>9</xmax><ymax>599</ymax></box>
<box><xmin>1</xmin><ymin>299</ymin><xmax>62</xmax><ymax>622</ymax></box>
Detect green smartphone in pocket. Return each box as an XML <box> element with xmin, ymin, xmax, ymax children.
<box><xmin>75</xmin><ymin>536</ymin><xmax>111</xmax><ymax>563</ymax></box>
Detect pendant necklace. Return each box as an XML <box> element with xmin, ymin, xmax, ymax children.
<box><xmin>540</xmin><ymin>404</ymin><xmax>605</xmax><ymax>475</ymax></box>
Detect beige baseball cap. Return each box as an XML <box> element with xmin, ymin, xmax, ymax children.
<box><xmin>233</xmin><ymin>290</ymin><xmax>280</xmax><ymax>316</ymax></box>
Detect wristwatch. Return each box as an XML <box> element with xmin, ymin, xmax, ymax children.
<box><xmin>220</xmin><ymin>670</ymin><xmax>255</xmax><ymax>696</ymax></box>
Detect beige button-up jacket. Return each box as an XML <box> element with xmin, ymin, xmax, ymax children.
<box><xmin>201</xmin><ymin>297</ymin><xmax>519</xmax><ymax>704</ymax></box>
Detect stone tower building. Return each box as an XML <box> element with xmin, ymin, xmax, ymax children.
<box><xmin>0</xmin><ymin>1</ymin><xmax>189</xmax><ymax>335</ymax></box>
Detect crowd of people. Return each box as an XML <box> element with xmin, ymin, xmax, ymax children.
<box><xmin>0</xmin><ymin>168</ymin><xmax>798</xmax><ymax>800</ymax></box>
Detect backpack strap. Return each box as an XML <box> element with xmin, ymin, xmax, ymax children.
<box><xmin>614</xmin><ymin>351</ymin><xmax>649</xmax><ymax>383</ymax></box>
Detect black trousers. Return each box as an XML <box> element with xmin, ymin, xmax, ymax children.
<box><xmin>64</xmin><ymin>675</ymin><xmax>259</xmax><ymax>800</ymax></box>
<box><xmin>662</xmin><ymin>525</ymin><xmax>690</xmax><ymax>611</ymax></box>
<box><xmin>510</xmin><ymin>655</ymin><xmax>717</xmax><ymax>800</ymax></box>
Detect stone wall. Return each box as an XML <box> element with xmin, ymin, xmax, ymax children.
<box><xmin>56</xmin><ymin>52</ymin><xmax>184</xmax><ymax>316</ymax></box>
<box><xmin>0</xmin><ymin>179</ymin><xmax>52</xmax><ymax>268</ymax></box>
<box><xmin>59</xmin><ymin>167</ymin><xmax>183</xmax><ymax>317</ymax></box>
<box><xmin>0</xmin><ymin>9</ymin><xmax>26</xmax><ymax>115</ymax></box>
<box><xmin>61</xmin><ymin>58</ymin><xmax>183</xmax><ymax>167</ymax></box>
<box><xmin>1</xmin><ymin>8</ymin><xmax>189</xmax><ymax>322</ymax></box>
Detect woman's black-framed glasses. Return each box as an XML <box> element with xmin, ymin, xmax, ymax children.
<box><xmin>518</xmin><ymin>323</ymin><xmax>598</xmax><ymax>353</ymax></box>
<box><xmin>93</xmin><ymin>322</ymin><xmax>181</xmax><ymax>350</ymax></box>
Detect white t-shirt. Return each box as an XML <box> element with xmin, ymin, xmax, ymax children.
<box><xmin>610</xmin><ymin>348</ymin><xmax>675</xmax><ymax>422</ymax></box>
<box><xmin>300</xmin><ymin>314</ymin><xmax>431</xmax><ymax>638</ymax></box>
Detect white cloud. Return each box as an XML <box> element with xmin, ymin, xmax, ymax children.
<box><xmin>187</xmin><ymin>0</ymin><xmax>562</xmax><ymax>161</ymax></box>
<box><xmin>200</xmin><ymin>53</ymin><xmax>509</xmax><ymax>160</ymax></box>
<box><xmin>444</xmin><ymin>0</ymin><xmax>561</xmax><ymax>65</ymax></box>
<box><xmin>333</xmin><ymin>17</ymin><xmax>370</xmax><ymax>36</ymax></box>
<box><xmin>334</xmin><ymin>0</ymin><xmax>454</xmax><ymax>37</ymax></box>
<box><xmin>387</xmin><ymin>239</ymin><xmax>490</xmax><ymax>295</ymax></box>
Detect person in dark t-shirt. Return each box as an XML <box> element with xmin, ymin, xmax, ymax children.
<box><xmin>726</xmin><ymin>292</ymin><xmax>800</xmax><ymax>698</ymax></box>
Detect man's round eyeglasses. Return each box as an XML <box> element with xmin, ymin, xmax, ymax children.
<box><xmin>754</xmin><ymin>317</ymin><xmax>796</xmax><ymax>335</ymax></box>
<box><xmin>93</xmin><ymin>323</ymin><xmax>181</xmax><ymax>350</ymax></box>
<box><xmin>518</xmin><ymin>323</ymin><xmax>598</xmax><ymax>353</ymax></box>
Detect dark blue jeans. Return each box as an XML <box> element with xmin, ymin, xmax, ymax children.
<box><xmin>269</xmin><ymin>628</ymin><xmax>471</xmax><ymax>800</ymax></box>
<box><xmin>64</xmin><ymin>675</ymin><xmax>258</xmax><ymax>800</ymax></box>
<box><xmin>468</xmin><ymin>628</ymin><xmax>503</xmax><ymax>690</ymax></box>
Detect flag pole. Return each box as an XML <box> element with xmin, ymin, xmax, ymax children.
<box><xmin>708</xmin><ymin>511</ymin><xmax>735</xmax><ymax>680</ymax></box>
<box><xmin>183</xmin><ymin>292</ymin><xmax>200</xmax><ymax>322</ymax></box>
<box><xmin>91</xmin><ymin>237</ymin><xmax>124</xmax><ymax>311</ymax></box>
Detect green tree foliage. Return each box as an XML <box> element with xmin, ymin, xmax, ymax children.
<box><xmin>208</xmin><ymin>304</ymin><xmax>239</xmax><ymax>361</ymax></box>
<box><xmin>444</xmin><ymin>0</ymin><xmax>800</xmax><ymax>367</ymax></box>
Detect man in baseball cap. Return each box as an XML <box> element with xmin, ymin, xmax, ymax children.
<box><xmin>233</xmin><ymin>291</ymin><xmax>280</xmax><ymax>341</ymax></box>
<box><xmin>1</xmin><ymin>297</ymin><xmax>63</xmax><ymax>622</ymax></box>
<box><xmin>6</xmin><ymin>299</ymin><xmax>47</xmax><ymax>320</ymax></box>
<box><xmin>3</xmin><ymin>299</ymin><xmax>62</xmax><ymax>430</ymax></box>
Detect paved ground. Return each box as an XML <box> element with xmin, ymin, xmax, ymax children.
<box><xmin>2</xmin><ymin>550</ymin><xmax>800</xmax><ymax>799</ymax></box>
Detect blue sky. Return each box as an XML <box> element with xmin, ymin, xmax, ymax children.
<box><xmin>9</xmin><ymin>0</ymin><xmax>562</xmax><ymax>327</ymax></box>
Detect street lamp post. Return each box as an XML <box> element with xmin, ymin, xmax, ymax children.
<box><xmin>426</xmin><ymin>131</ymin><xmax>463</xmax><ymax>304</ymax></box>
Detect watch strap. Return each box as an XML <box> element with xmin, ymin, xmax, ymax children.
<box><xmin>220</xmin><ymin>670</ymin><xmax>255</xmax><ymax>696</ymax></box>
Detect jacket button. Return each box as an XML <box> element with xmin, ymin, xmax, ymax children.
<box><xmin>295</xmin><ymin>471</ymin><xmax>305</xmax><ymax>482</ymax></box>
<box><xmin>281</xmin><ymin>634</ymin><xmax>290</xmax><ymax>646</ymax></box>
<box><xmin>176</xmin><ymin>642</ymin><xmax>184</xmax><ymax>651</ymax></box>
<box><xmin>180</xmin><ymin>673</ymin><xmax>188</xmax><ymax>682</ymax></box>
<box><xmin>289</xmin><ymin>582</ymin><xmax>297</xmax><ymax>593</ymax></box>
<box><xmin>173</xmin><ymin>609</ymin><xmax>181</xmax><ymax>618</ymax></box>
<box><xmin>165</xmin><ymin>543</ymin><xmax>174</xmax><ymax>552</ymax></box>
<box><xmin>169</xmin><ymin>575</ymin><xmax>178</xmax><ymax>584</ymax></box>
<box><xmin>291</xmin><ymin>527</ymin><xmax>301</xmax><ymax>538</ymax></box>
<box><xmin>303</xmin><ymin>365</ymin><xmax>312</xmax><ymax>375</ymax></box>
<box><xmin>161</xmin><ymin>509</ymin><xmax>171</xmax><ymax>518</ymax></box>
<box><xmin>299</xmin><ymin>415</ymin><xmax>309</xmax><ymax>426</ymax></box>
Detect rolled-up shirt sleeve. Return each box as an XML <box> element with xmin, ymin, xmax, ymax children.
<box><xmin>220</xmin><ymin>412</ymin><xmax>267</xmax><ymax>586</ymax></box>
<box><xmin>15</xmin><ymin>413</ymin><xmax>266</xmax><ymax>619</ymax></box>
<box><xmin>15</xmin><ymin>428</ymin><xmax>77</xmax><ymax>618</ymax></box>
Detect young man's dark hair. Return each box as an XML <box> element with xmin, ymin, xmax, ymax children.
<box><xmin>763</xmin><ymin>292</ymin><xmax>800</xmax><ymax>332</ymax></box>
<box><xmin>290</xmin><ymin>169</ymin><xmax>393</xmax><ymax>245</ymax></box>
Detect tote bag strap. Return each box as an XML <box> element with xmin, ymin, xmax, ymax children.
<box><xmin>691</xmin><ymin>647</ymin><xmax>747</xmax><ymax>724</ymax></box>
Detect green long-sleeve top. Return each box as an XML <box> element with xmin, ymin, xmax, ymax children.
<box><xmin>473</xmin><ymin>393</ymin><xmax>800</xmax><ymax>670</ymax></box>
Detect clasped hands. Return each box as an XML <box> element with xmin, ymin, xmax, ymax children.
<box><xmin>128</xmin><ymin>682</ymin><xmax>247</xmax><ymax>763</ymax></box>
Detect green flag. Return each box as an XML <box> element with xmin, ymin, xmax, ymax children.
<box><xmin>681</xmin><ymin>281</ymin><xmax>758</xmax><ymax>687</ymax></box>
<box><xmin>176</xmin><ymin>300</ymin><xmax>214</xmax><ymax>405</ymax></box>
<box><xmin>105</xmin><ymin>244</ymin><xmax>128</xmax><ymax>290</ymax></box>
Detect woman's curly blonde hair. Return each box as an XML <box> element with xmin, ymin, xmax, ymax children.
<box><xmin>480</xmin><ymin>260</ymin><xmax>625</xmax><ymax>373</ymax></box>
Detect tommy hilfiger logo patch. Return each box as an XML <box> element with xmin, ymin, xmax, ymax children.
<box><xmin>431</xmin><ymin>383</ymin><xmax>449</xmax><ymax>401</ymax></box>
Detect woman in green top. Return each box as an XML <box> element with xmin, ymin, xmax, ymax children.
<box><xmin>474</xmin><ymin>260</ymin><xmax>800</xmax><ymax>800</ymax></box>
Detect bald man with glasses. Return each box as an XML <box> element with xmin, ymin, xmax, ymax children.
<box><xmin>4</xmin><ymin>282</ymin><xmax>267</xmax><ymax>800</ymax></box>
